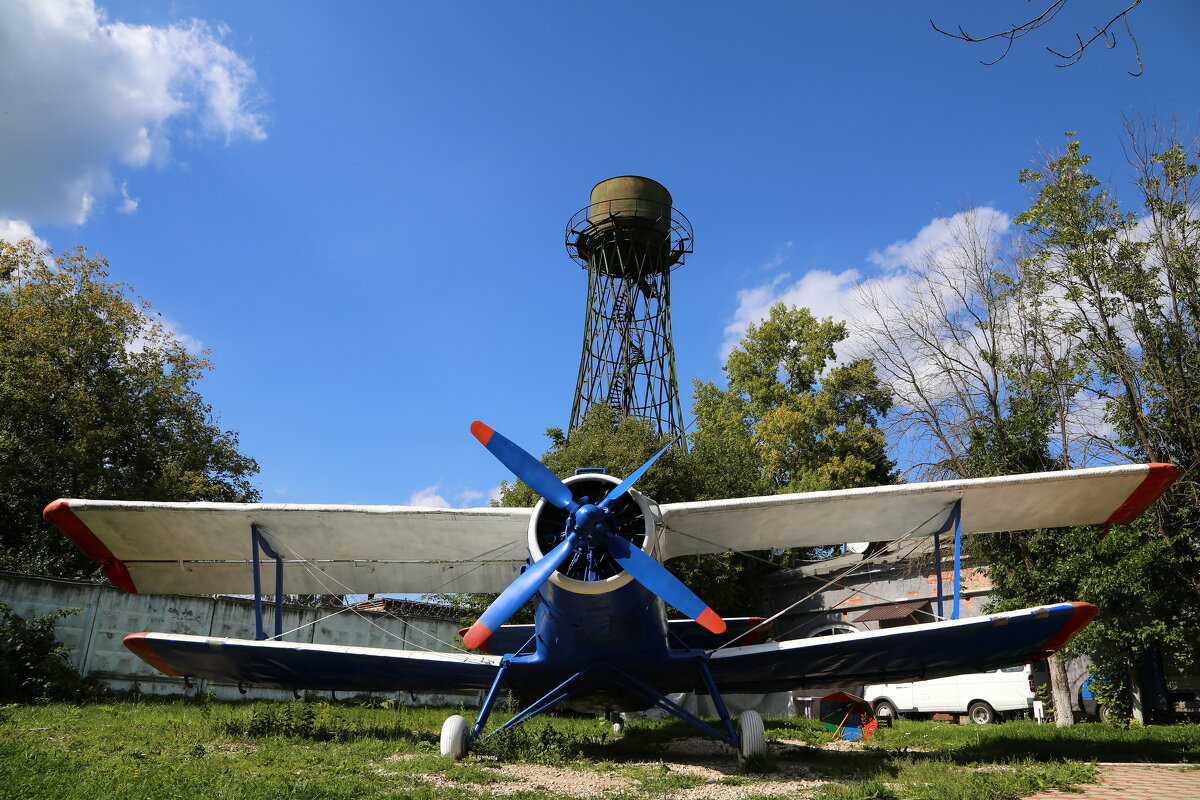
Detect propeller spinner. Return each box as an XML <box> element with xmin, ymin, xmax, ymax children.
<box><xmin>463</xmin><ymin>421</ymin><xmax>725</xmax><ymax>650</ymax></box>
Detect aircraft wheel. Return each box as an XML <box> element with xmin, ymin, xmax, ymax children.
<box><xmin>968</xmin><ymin>701</ymin><xmax>996</xmax><ymax>725</ymax></box>
<box><xmin>736</xmin><ymin>709</ymin><xmax>766</xmax><ymax>762</ymax></box>
<box><xmin>440</xmin><ymin>714</ymin><xmax>469</xmax><ymax>759</ymax></box>
<box><xmin>873</xmin><ymin>699</ymin><xmax>898</xmax><ymax>719</ymax></box>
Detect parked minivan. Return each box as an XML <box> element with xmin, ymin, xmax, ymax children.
<box><xmin>864</xmin><ymin>664</ymin><xmax>1035</xmax><ymax>724</ymax></box>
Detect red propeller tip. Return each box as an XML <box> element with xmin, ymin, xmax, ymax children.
<box><xmin>470</xmin><ymin>420</ymin><xmax>494</xmax><ymax>446</ymax></box>
<box><xmin>697</xmin><ymin>607</ymin><xmax>726</xmax><ymax>635</ymax></box>
<box><xmin>462</xmin><ymin>621</ymin><xmax>492</xmax><ymax>650</ymax></box>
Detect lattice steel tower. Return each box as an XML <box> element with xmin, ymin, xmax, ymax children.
<box><xmin>565</xmin><ymin>176</ymin><xmax>693</xmax><ymax>438</ymax></box>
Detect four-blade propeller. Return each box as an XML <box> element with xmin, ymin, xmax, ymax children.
<box><xmin>463</xmin><ymin>421</ymin><xmax>725</xmax><ymax>651</ymax></box>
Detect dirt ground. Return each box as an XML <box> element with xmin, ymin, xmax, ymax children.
<box><xmin>402</xmin><ymin>736</ymin><xmax>843</xmax><ymax>799</ymax></box>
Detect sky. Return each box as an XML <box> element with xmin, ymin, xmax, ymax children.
<box><xmin>2</xmin><ymin>0</ymin><xmax>1197</xmax><ymax>509</ymax></box>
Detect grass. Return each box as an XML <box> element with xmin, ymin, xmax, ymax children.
<box><xmin>1</xmin><ymin>699</ymin><xmax>1197</xmax><ymax>799</ymax></box>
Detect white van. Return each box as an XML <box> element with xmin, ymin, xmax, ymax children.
<box><xmin>864</xmin><ymin>665</ymin><xmax>1035</xmax><ymax>724</ymax></box>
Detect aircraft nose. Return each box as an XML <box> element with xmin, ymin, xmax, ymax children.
<box><xmin>572</xmin><ymin>503</ymin><xmax>609</xmax><ymax>537</ymax></box>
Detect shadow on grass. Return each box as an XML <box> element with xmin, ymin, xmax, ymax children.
<box><xmin>942</xmin><ymin>728</ymin><xmax>1199</xmax><ymax>764</ymax></box>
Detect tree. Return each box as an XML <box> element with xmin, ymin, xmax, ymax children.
<box><xmin>855</xmin><ymin>205</ymin><xmax>1089</xmax><ymax>725</ymax></box>
<box><xmin>691</xmin><ymin>303</ymin><xmax>895</xmax><ymax>500</ymax></box>
<box><xmin>684</xmin><ymin>304</ymin><xmax>895</xmax><ymax>586</ymax></box>
<box><xmin>496</xmin><ymin>405</ymin><xmax>694</xmax><ymax>508</ymax></box>
<box><xmin>854</xmin><ymin>206</ymin><xmax>1080</xmax><ymax>480</ymax></box>
<box><xmin>0</xmin><ymin>240</ymin><xmax>260</xmax><ymax>577</ymax></box>
<box><xmin>1014</xmin><ymin>128</ymin><xmax>1200</xmax><ymax>701</ymax></box>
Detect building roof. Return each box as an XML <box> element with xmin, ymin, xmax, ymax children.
<box><xmin>851</xmin><ymin>599</ymin><xmax>929</xmax><ymax>623</ymax></box>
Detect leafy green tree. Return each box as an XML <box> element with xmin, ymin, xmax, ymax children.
<box><xmin>496</xmin><ymin>405</ymin><xmax>693</xmax><ymax>508</ymax></box>
<box><xmin>0</xmin><ymin>240</ymin><xmax>260</xmax><ymax>577</ymax></box>
<box><xmin>1015</xmin><ymin>130</ymin><xmax>1200</xmax><ymax>664</ymax></box>
<box><xmin>691</xmin><ymin>303</ymin><xmax>894</xmax><ymax>500</ymax></box>
<box><xmin>1004</xmin><ymin>130</ymin><xmax>1200</xmax><ymax>723</ymax></box>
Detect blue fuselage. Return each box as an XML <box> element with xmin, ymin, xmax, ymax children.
<box><xmin>501</xmin><ymin>576</ymin><xmax>705</xmax><ymax>712</ymax></box>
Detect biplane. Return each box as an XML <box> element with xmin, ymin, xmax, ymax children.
<box><xmin>44</xmin><ymin>422</ymin><xmax>1177</xmax><ymax>759</ymax></box>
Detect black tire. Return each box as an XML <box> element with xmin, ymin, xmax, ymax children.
<box><xmin>873</xmin><ymin>699</ymin><xmax>898</xmax><ymax>719</ymax></box>
<box><xmin>968</xmin><ymin>701</ymin><xmax>995</xmax><ymax>725</ymax></box>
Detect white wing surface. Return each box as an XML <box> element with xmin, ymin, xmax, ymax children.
<box><xmin>45</xmin><ymin>499</ymin><xmax>531</xmax><ymax>595</ymax></box>
<box><xmin>658</xmin><ymin>463</ymin><xmax>1176</xmax><ymax>559</ymax></box>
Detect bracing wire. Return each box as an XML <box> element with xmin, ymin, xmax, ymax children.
<box><xmin>256</xmin><ymin>529</ymin><xmax>526</xmax><ymax>655</ymax></box>
<box><xmin>708</xmin><ymin>505</ymin><xmax>955</xmax><ymax>654</ymax></box>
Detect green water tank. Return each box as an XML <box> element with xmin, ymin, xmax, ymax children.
<box><xmin>587</xmin><ymin>176</ymin><xmax>673</xmax><ymax>233</ymax></box>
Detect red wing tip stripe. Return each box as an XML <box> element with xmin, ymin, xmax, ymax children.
<box><xmin>42</xmin><ymin>499</ymin><xmax>138</xmax><ymax>594</ymax></box>
<box><xmin>470</xmin><ymin>421</ymin><xmax>494</xmax><ymax>446</ymax></box>
<box><xmin>697</xmin><ymin>608</ymin><xmax>727</xmax><ymax>634</ymax></box>
<box><xmin>1106</xmin><ymin>463</ymin><xmax>1179</xmax><ymax>525</ymax></box>
<box><xmin>1039</xmin><ymin>602</ymin><xmax>1098</xmax><ymax>653</ymax></box>
<box><xmin>124</xmin><ymin>634</ymin><xmax>183</xmax><ymax>677</ymax></box>
<box><xmin>462</xmin><ymin>622</ymin><xmax>492</xmax><ymax>651</ymax></box>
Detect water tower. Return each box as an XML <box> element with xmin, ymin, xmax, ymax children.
<box><xmin>565</xmin><ymin>176</ymin><xmax>693</xmax><ymax>439</ymax></box>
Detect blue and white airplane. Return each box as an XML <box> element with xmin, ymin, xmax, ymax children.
<box><xmin>44</xmin><ymin>422</ymin><xmax>1176</xmax><ymax>758</ymax></box>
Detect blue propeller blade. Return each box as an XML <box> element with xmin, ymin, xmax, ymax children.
<box><xmin>604</xmin><ymin>532</ymin><xmax>726</xmax><ymax>634</ymax></box>
<box><xmin>471</xmin><ymin>421</ymin><xmax>578</xmax><ymax>512</ymax></box>
<box><xmin>598</xmin><ymin>440</ymin><xmax>674</xmax><ymax>510</ymax></box>
<box><xmin>463</xmin><ymin>531</ymin><xmax>580</xmax><ymax>650</ymax></box>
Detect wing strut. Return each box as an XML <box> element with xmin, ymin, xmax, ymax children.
<box><xmin>252</xmin><ymin>524</ymin><xmax>284</xmax><ymax>640</ymax></box>
<box><xmin>931</xmin><ymin>500</ymin><xmax>964</xmax><ymax>621</ymax></box>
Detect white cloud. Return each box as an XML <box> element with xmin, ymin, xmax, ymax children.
<box><xmin>722</xmin><ymin>208</ymin><xmax>1013</xmax><ymax>361</ymax></box>
<box><xmin>126</xmin><ymin>311</ymin><xmax>205</xmax><ymax>356</ymax></box>
<box><xmin>0</xmin><ymin>0</ymin><xmax>265</xmax><ymax>226</ymax></box>
<box><xmin>409</xmin><ymin>486</ymin><xmax>452</xmax><ymax>508</ymax></box>
<box><xmin>118</xmin><ymin>182</ymin><xmax>139</xmax><ymax>214</ymax></box>
<box><xmin>721</xmin><ymin>268</ymin><xmax>863</xmax><ymax>359</ymax></box>
<box><xmin>410</xmin><ymin>484</ymin><xmax>504</xmax><ymax>508</ymax></box>
<box><xmin>0</xmin><ymin>219</ymin><xmax>50</xmax><ymax>250</ymax></box>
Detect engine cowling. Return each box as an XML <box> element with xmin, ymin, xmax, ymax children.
<box><xmin>527</xmin><ymin>472</ymin><xmax>657</xmax><ymax>595</ymax></box>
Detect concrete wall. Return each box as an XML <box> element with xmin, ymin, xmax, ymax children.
<box><xmin>0</xmin><ymin>571</ymin><xmax>480</xmax><ymax>705</ymax></box>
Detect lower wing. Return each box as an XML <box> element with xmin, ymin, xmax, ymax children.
<box><xmin>708</xmin><ymin>602</ymin><xmax>1095</xmax><ymax>693</ymax></box>
<box><xmin>125</xmin><ymin>633</ymin><xmax>501</xmax><ymax>692</ymax></box>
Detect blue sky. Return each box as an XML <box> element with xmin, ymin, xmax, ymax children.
<box><xmin>2</xmin><ymin>1</ymin><xmax>1197</xmax><ymax>507</ymax></box>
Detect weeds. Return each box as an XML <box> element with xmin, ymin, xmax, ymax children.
<box><xmin>620</xmin><ymin>761</ymin><xmax>706</xmax><ymax>793</ymax></box>
<box><xmin>216</xmin><ymin>700</ymin><xmax>435</xmax><ymax>745</ymax></box>
<box><xmin>0</xmin><ymin>603</ymin><xmax>105</xmax><ymax>703</ymax></box>
<box><xmin>473</xmin><ymin>721</ymin><xmax>607</xmax><ymax>764</ymax></box>
<box><xmin>812</xmin><ymin>779</ymin><xmax>900</xmax><ymax>800</ymax></box>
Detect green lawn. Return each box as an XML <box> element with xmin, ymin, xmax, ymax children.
<box><xmin>1</xmin><ymin>699</ymin><xmax>1196</xmax><ymax>800</ymax></box>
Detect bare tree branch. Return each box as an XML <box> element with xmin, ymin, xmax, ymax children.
<box><xmin>931</xmin><ymin>0</ymin><xmax>1144</xmax><ymax>76</ymax></box>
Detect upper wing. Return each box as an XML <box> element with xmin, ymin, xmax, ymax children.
<box><xmin>44</xmin><ymin>499</ymin><xmax>531</xmax><ymax>595</ymax></box>
<box><xmin>707</xmin><ymin>602</ymin><xmax>1096</xmax><ymax>693</ymax></box>
<box><xmin>659</xmin><ymin>463</ymin><xmax>1177</xmax><ymax>558</ymax></box>
<box><xmin>125</xmin><ymin>632</ymin><xmax>501</xmax><ymax>692</ymax></box>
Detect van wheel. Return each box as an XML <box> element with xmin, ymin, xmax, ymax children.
<box><xmin>968</xmin><ymin>701</ymin><xmax>995</xmax><ymax>725</ymax></box>
<box><xmin>873</xmin><ymin>699</ymin><xmax>898</xmax><ymax>719</ymax></box>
